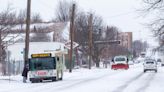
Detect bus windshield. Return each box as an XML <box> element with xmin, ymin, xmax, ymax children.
<box><xmin>29</xmin><ymin>57</ymin><xmax>55</xmax><ymax>71</ymax></box>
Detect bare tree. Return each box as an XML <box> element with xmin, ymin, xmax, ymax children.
<box><xmin>54</xmin><ymin>0</ymin><xmax>78</xmax><ymax>22</ymax></box>
<box><xmin>74</xmin><ymin>11</ymin><xmax>125</xmax><ymax>67</ymax></box>
<box><xmin>17</xmin><ymin>9</ymin><xmax>42</xmax><ymax>24</ymax></box>
<box><xmin>143</xmin><ymin>0</ymin><xmax>163</xmax><ymax>11</ymax></box>
<box><xmin>16</xmin><ymin>9</ymin><xmax>26</xmax><ymax>34</ymax></box>
<box><xmin>142</xmin><ymin>0</ymin><xmax>164</xmax><ymax>47</ymax></box>
<box><xmin>55</xmin><ymin>1</ymin><xmax>124</xmax><ymax>67</ymax></box>
<box><xmin>0</xmin><ymin>6</ymin><xmax>17</xmax><ymax>75</ymax></box>
<box><xmin>31</xmin><ymin>13</ymin><xmax>42</xmax><ymax>23</ymax></box>
<box><xmin>132</xmin><ymin>40</ymin><xmax>148</xmax><ymax>57</ymax></box>
<box><xmin>17</xmin><ymin>9</ymin><xmax>26</xmax><ymax>24</ymax></box>
<box><xmin>101</xmin><ymin>26</ymin><xmax>119</xmax><ymax>58</ymax></box>
<box><xmin>104</xmin><ymin>26</ymin><xmax>119</xmax><ymax>41</ymax></box>
<box><xmin>74</xmin><ymin>11</ymin><xmax>105</xmax><ymax>67</ymax></box>
<box><xmin>55</xmin><ymin>0</ymin><xmax>71</xmax><ymax>22</ymax></box>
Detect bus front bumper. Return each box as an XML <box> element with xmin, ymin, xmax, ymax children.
<box><xmin>30</xmin><ymin>77</ymin><xmax>56</xmax><ymax>82</ymax></box>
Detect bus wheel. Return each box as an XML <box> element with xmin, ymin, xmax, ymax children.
<box><xmin>40</xmin><ymin>80</ymin><xmax>42</xmax><ymax>82</ymax></box>
<box><xmin>52</xmin><ymin>77</ymin><xmax>57</xmax><ymax>82</ymax></box>
<box><xmin>31</xmin><ymin>80</ymin><xmax>36</xmax><ymax>83</ymax></box>
<box><xmin>155</xmin><ymin>70</ymin><xmax>157</xmax><ymax>73</ymax></box>
<box><xmin>59</xmin><ymin>77</ymin><xmax>63</xmax><ymax>80</ymax></box>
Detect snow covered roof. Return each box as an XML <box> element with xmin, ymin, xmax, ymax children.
<box><xmin>9</xmin><ymin>22</ymin><xmax>66</xmax><ymax>33</ymax></box>
<box><xmin>4</xmin><ymin>22</ymin><xmax>70</xmax><ymax>43</ymax></box>
<box><xmin>7</xmin><ymin>42</ymin><xmax>65</xmax><ymax>61</ymax></box>
<box><xmin>11</xmin><ymin>22</ymin><xmax>54</xmax><ymax>31</ymax></box>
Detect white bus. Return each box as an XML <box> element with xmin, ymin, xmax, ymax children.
<box><xmin>28</xmin><ymin>51</ymin><xmax>65</xmax><ymax>83</ymax></box>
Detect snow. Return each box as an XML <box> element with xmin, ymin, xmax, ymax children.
<box><xmin>47</xmin><ymin>32</ymin><xmax>54</xmax><ymax>42</ymax></box>
<box><xmin>62</xmin><ymin>22</ymin><xmax>70</xmax><ymax>41</ymax></box>
<box><xmin>0</xmin><ymin>63</ymin><xmax>164</xmax><ymax>92</ymax></box>
<box><xmin>4</xmin><ymin>22</ymin><xmax>69</xmax><ymax>43</ymax></box>
<box><xmin>11</xmin><ymin>23</ymin><xmax>54</xmax><ymax>31</ymax></box>
<box><xmin>7</xmin><ymin>42</ymin><xmax>65</xmax><ymax>61</ymax></box>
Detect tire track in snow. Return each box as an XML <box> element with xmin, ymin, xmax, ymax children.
<box><xmin>2</xmin><ymin>82</ymin><xmax>49</xmax><ymax>92</ymax></box>
<box><xmin>3</xmin><ymin>70</ymin><xmax>121</xmax><ymax>92</ymax></box>
<box><xmin>112</xmin><ymin>72</ymin><xmax>144</xmax><ymax>92</ymax></box>
<box><xmin>2</xmin><ymin>76</ymin><xmax>73</xmax><ymax>92</ymax></box>
<box><xmin>43</xmin><ymin>70</ymin><xmax>123</xmax><ymax>92</ymax></box>
<box><xmin>33</xmin><ymin>70</ymin><xmax>125</xmax><ymax>92</ymax></box>
<box><xmin>134</xmin><ymin>73</ymin><xmax>156</xmax><ymax>92</ymax></box>
<box><xmin>43</xmin><ymin>68</ymin><xmax>141</xmax><ymax>92</ymax></box>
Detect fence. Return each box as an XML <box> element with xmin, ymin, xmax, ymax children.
<box><xmin>0</xmin><ymin>60</ymin><xmax>24</xmax><ymax>76</ymax></box>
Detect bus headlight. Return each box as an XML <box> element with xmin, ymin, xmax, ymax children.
<box><xmin>29</xmin><ymin>71</ymin><xmax>36</xmax><ymax>78</ymax></box>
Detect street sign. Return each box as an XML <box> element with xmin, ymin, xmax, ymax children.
<box><xmin>94</xmin><ymin>40</ymin><xmax>121</xmax><ymax>44</ymax></box>
<box><xmin>64</xmin><ymin>41</ymin><xmax>79</xmax><ymax>49</ymax></box>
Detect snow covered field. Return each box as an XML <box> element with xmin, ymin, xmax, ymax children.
<box><xmin>0</xmin><ymin>63</ymin><xmax>164</xmax><ymax>92</ymax></box>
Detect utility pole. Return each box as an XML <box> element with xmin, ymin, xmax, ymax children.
<box><xmin>69</xmin><ymin>4</ymin><xmax>75</xmax><ymax>73</ymax></box>
<box><xmin>24</xmin><ymin>0</ymin><xmax>31</xmax><ymax>66</ymax></box>
<box><xmin>88</xmin><ymin>14</ymin><xmax>93</xmax><ymax>69</ymax></box>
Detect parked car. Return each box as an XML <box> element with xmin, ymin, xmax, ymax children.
<box><xmin>143</xmin><ymin>59</ymin><xmax>157</xmax><ymax>73</ymax></box>
<box><xmin>135</xmin><ymin>57</ymin><xmax>145</xmax><ymax>63</ymax></box>
<box><xmin>128</xmin><ymin>60</ymin><xmax>134</xmax><ymax>65</ymax></box>
<box><xmin>157</xmin><ymin>59</ymin><xmax>162</xmax><ymax>66</ymax></box>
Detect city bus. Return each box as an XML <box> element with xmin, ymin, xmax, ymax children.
<box><xmin>28</xmin><ymin>51</ymin><xmax>65</xmax><ymax>83</ymax></box>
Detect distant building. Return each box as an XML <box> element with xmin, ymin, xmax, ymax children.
<box><xmin>118</xmin><ymin>32</ymin><xmax>132</xmax><ymax>51</ymax></box>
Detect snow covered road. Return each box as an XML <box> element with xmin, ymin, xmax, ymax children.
<box><xmin>0</xmin><ymin>64</ymin><xmax>164</xmax><ymax>92</ymax></box>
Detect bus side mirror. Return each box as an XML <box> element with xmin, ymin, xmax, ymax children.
<box><xmin>57</xmin><ymin>57</ymin><xmax>60</xmax><ymax>61</ymax></box>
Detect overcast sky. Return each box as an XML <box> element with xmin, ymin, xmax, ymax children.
<box><xmin>0</xmin><ymin>0</ymin><xmax>159</xmax><ymax>46</ymax></box>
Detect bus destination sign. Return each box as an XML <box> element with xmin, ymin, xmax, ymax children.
<box><xmin>31</xmin><ymin>53</ymin><xmax>51</xmax><ymax>58</ymax></box>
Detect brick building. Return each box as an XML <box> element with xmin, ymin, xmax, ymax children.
<box><xmin>118</xmin><ymin>32</ymin><xmax>132</xmax><ymax>51</ymax></box>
